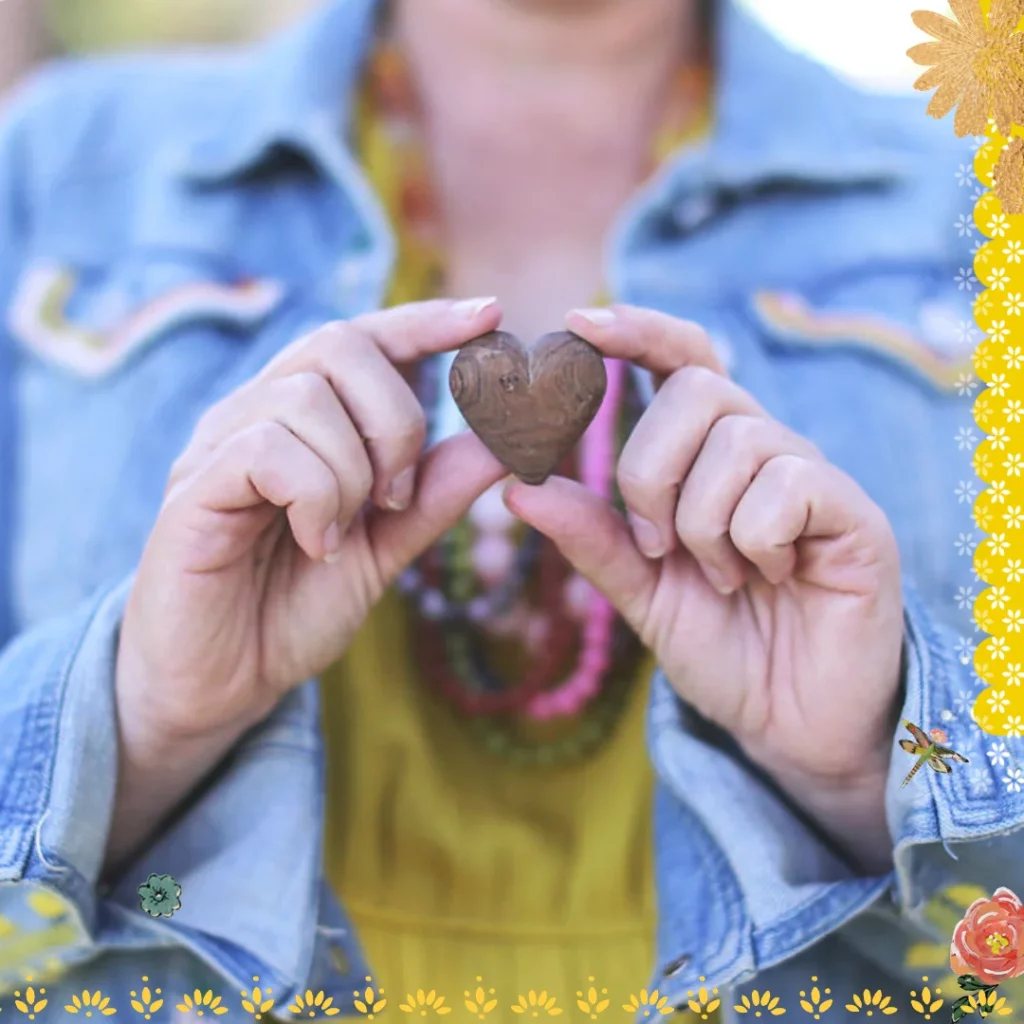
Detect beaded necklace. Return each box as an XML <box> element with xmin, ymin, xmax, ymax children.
<box><xmin>358</xmin><ymin>17</ymin><xmax>711</xmax><ymax>764</ymax></box>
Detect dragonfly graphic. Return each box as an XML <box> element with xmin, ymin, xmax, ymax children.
<box><xmin>899</xmin><ymin>720</ymin><xmax>969</xmax><ymax>788</ymax></box>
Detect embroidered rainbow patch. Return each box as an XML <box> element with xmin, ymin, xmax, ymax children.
<box><xmin>752</xmin><ymin>290</ymin><xmax>973</xmax><ymax>392</ymax></box>
<box><xmin>8</xmin><ymin>263</ymin><xmax>286</xmax><ymax>379</ymax></box>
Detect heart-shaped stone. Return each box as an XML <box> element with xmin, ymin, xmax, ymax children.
<box><xmin>449</xmin><ymin>330</ymin><xmax>608</xmax><ymax>485</ymax></box>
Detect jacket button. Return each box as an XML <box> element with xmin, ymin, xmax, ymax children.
<box><xmin>672</xmin><ymin>194</ymin><xmax>717</xmax><ymax>233</ymax></box>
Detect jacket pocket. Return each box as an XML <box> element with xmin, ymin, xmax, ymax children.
<box><xmin>6</xmin><ymin>256</ymin><xmax>286</xmax><ymax>380</ymax></box>
<box><xmin>747</xmin><ymin>266</ymin><xmax>976</xmax><ymax>396</ymax></box>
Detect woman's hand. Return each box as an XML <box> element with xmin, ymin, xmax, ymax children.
<box><xmin>503</xmin><ymin>305</ymin><xmax>905</xmax><ymax>871</ymax></box>
<box><xmin>110</xmin><ymin>298</ymin><xmax>506</xmax><ymax>867</ymax></box>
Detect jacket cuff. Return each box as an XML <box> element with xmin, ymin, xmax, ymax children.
<box><xmin>0</xmin><ymin>577</ymin><xmax>132</xmax><ymax>983</ymax></box>
<box><xmin>890</xmin><ymin>581</ymin><xmax>1024</xmax><ymax>911</ymax></box>
<box><xmin>647</xmin><ymin>664</ymin><xmax>891</xmax><ymax>1006</ymax></box>
<box><xmin>0</xmin><ymin>575</ymin><xmax>332</xmax><ymax>1000</ymax></box>
<box><xmin>648</xmin><ymin>579</ymin><xmax>1024</xmax><ymax>1007</ymax></box>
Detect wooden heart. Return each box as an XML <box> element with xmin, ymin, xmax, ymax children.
<box><xmin>449</xmin><ymin>330</ymin><xmax>608</xmax><ymax>485</ymax></box>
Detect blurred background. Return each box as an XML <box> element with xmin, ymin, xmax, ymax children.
<box><xmin>0</xmin><ymin>0</ymin><xmax>950</xmax><ymax>98</ymax></box>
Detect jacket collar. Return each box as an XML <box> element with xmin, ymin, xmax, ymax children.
<box><xmin>178</xmin><ymin>0</ymin><xmax>915</xmax><ymax>194</ymax></box>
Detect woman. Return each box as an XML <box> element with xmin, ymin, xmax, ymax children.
<box><xmin>0</xmin><ymin>0</ymin><xmax>1001</xmax><ymax>1018</ymax></box>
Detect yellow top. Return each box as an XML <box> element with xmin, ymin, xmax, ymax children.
<box><xmin>319</xmin><ymin>51</ymin><xmax>712</xmax><ymax>1019</ymax></box>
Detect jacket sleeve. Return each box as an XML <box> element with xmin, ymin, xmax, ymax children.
<box><xmin>0</xmin><ymin>67</ymin><xmax>330</xmax><ymax>998</ymax></box>
<box><xmin>0</xmin><ymin>64</ymin><xmax>115</xmax><ymax>979</ymax></box>
<box><xmin>645</xmin><ymin>173</ymin><xmax>1021</xmax><ymax>1002</ymax></box>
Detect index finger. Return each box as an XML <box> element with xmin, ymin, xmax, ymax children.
<box><xmin>260</xmin><ymin>296</ymin><xmax>502</xmax><ymax>378</ymax></box>
<box><xmin>563</xmin><ymin>304</ymin><xmax>725</xmax><ymax>379</ymax></box>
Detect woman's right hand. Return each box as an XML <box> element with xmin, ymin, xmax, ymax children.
<box><xmin>108</xmin><ymin>298</ymin><xmax>505</xmax><ymax>863</ymax></box>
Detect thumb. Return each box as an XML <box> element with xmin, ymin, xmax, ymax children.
<box><xmin>368</xmin><ymin>430</ymin><xmax>508</xmax><ymax>585</ymax></box>
<box><xmin>502</xmin><ymin>475</ymin><xmax>659</xmax><ymax>635</ymax></box>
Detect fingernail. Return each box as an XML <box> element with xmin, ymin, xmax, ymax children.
<box><xmin>323</xmin><ymin>522</ymin><xmax>342</xmax><ymax>561</ymax></box>
<box><xmin>453</xmin><ymin>296</ymin><xmax>498</xmax><ymax>319</ymax></box>
<box><xmin>386</xmin><ymin>466</ymin><xmax>416</xmax><ymax>511</ymax></box>
<box><xmin>628</xmin><ymin>513</ymin><xmax>666</xmax><ymax>559</ymax></box>
<box><xmin>705</xmin><ymin>564</ymin><xmax>737</xmax><ymax>596</ymax></box>
<box><xmin>571</xmin><ymin>307</ymin><xmax>616</xmax><ymax>326</ymax></box>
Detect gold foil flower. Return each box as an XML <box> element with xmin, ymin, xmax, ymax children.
<box><xmin>995</xmin><ymin>136</ymin><xmax>1024</xmax><ymax>213</ymax></box>
<box><xmin>909</xmin><ymin>0</ymin><xmax>1024</xmax><ymax>136</ymax></box>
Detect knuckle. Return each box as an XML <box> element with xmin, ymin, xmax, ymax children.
<box><xmin>710</xmin><ymin>414</ymin><xmax>760</xmax><ymax>457</ymax></box>
<box><xmin>615</xmin><ymin>461</ymin><xmax>659</xmax><ymax>505</ymax></box>
<box><xmin>770</xmin><ymin>453</ymin><xmax>810</xmax><ymax>490</ymax></box>
<box><xmin>245</xmin><ymin>419</ymin><xmax>291</xmax><ymax>458</ymax></box>
<box><xmin>675</xmin><ymin>513</ymin><xmax>721</xmax><ymax>557</ymax></box>
<box><xmin>667</xmin><ymin>364</ymin><xmax>720</xmax><ymax>402</ymax></box>
<box><xmin>280</xmin><ymin>370</ymin><xmax>334</xmax><ymax>411</ymax></box>
<box><xmin>307</xmin><ymin>318</ymin><xmax>351</xmax><ymax>347</ymax></box>
<box><xmin>191</xmin><ymin>401</ymin><xmax>230</xmax><ymax>443</ymax></box>
<box><xmin>377</xmin><ymin>403</ymin><xmax>427</xmax><ymax>449</ymax></box>
<box><xmin>271</xmin><ymin>320</ymin><xmax>349</xmax><ymax>371</ymax></box>
<box><xmin>345</xmin><ymin>455</ymin><xmax>375</xmax><ymax>502</ymax></box>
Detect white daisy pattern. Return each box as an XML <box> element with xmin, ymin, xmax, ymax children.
<box><xmin>989</xmin><ymin>372</ymin><xmax>1010</xmax><ymax>397</ymax></box>
<box><xmin>988</xmin><ymin>741</ymin><xmax>1011</xmax><ymax>767</ymax></box>
<box><xmin>990</xmin><ymin>266</ymin><xmax>1011</xmax><ymax>291</ymax></box>
<box><xmin>955</xmin><ymin>427</ymin><xmax>978</xmax><ymax>449</ymax></box>
<box><xmin>1005</xmin><ymin>720</ymin><xmax>1024</xmax><ymax>741</ymax></box>
<box><xmin>955</xmin><ymin>373</ymin><xmax>979</xmax><ymax>396</ymax></box>
<box><xmin>955</xmin><ymin>480</ymin><xmax>978</xmax><ymax>504</ymax></box>
<box><xmin>956</xmin><ymin>532</ymin><xmax>978</xmax><ymax>556</ymax></box>
<box><xmin>954</xmin><ymin>689</ymin><xmax>977</xmax><ymax>715</ymax></box>
<box><xmin>991</xmin><ymin>320</ymin><xmax>1011</xmax><ymax>344</ymax></box>
<box><xmin>956</xmin><ymin>636</ymin><xmax>977</xmax><ymax>664</ymax></box>
<box><xmin>956</xmin><ymin>267</ymin><xmax>979</xmax><ymax>291</ymax></box>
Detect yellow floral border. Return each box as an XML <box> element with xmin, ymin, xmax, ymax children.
<box><xmin>911</xmin><ymin>3</ymin><xmax>1024</xmax><ymax>739</ymax></box>
<box><xmin>967</xmin><ymin>120</ymin><xmax>1024</xmax><ymax>739</ymax></box>
<box><xmin>0</xmin><ymin>970</ymin><xmax>1011</xmax><ymax>1019</ymax></box>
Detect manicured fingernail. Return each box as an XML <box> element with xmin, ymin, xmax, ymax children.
<box><xmin>571</xmin><ymin>307</ymin><xmax>616</xmax><ymax>326</ymax></box>
<box><xmin>386</xmin><ymin>466</ymin><xmax>416</xmax><ymax>511</ymax></box>
<box><xmin>628</xmin><ymin>513</ymin><xmax>666</xmax><ymax>559</ymax></box>
<box><xmin>453</xmin><ymin>296</ymin><xmax>498</xmax><ymax>319</ymax></box>
<box><xmin>323</xmin><ymin>522</ymin><xmax>342</xmax><ymax>561</ymax></box>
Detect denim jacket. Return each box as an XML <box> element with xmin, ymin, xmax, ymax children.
<box><xmin>0</xmin><ymin>0</ymin><xmax>1009</xmax><ymax>1018</ymax></box>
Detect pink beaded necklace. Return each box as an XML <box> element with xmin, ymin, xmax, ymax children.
<box><xmin>524</xmin><ymin>358</ymin><xmax>625</xmax><ymax>719</ymax></box>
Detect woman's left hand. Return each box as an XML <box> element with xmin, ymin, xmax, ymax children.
<box><xmin>503</xmin><ymin>305</ymin><xmax>905</xmax><ymax>870</ymax></box>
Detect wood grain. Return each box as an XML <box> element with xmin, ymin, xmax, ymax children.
<box><xmin>449</xmin><ymin>330</ymin><xmax>608</xmax><ymax>485</ymax></box>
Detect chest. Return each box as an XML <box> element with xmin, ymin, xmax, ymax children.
<box><xmin>5</xmin><ymin>163</ymin><xmax>971</xmax><ymax>632</ymax></box>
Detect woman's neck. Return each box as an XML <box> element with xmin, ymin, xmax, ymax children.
<box><xmin>391</xmin><ymin>0</ymin><xmax>699</xmax><ymax>157</ymax></box>
<box><xmin>388</xmin><ymin>0</ymin><xmax>705</xmax><ymax>339</ymax></box>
